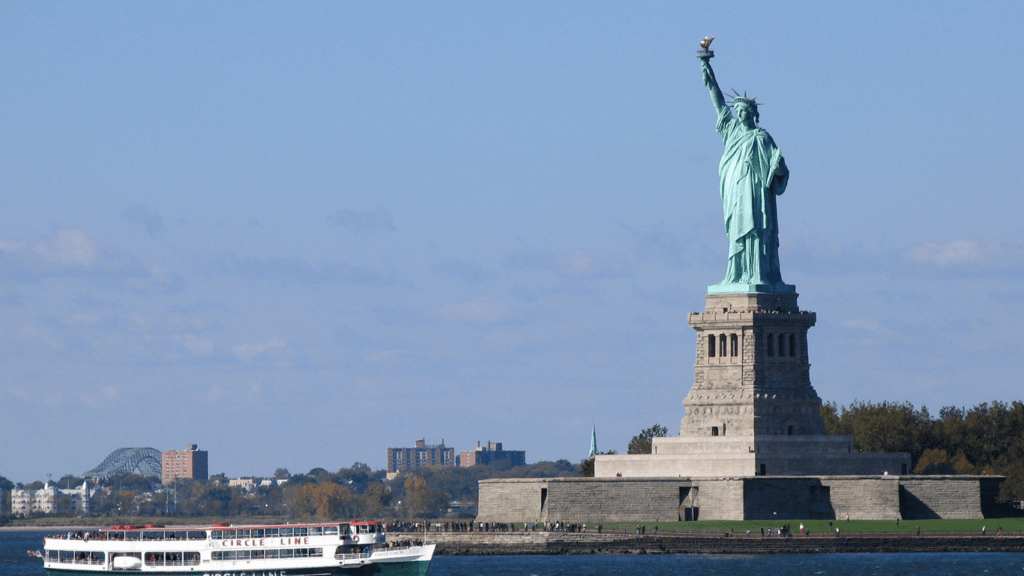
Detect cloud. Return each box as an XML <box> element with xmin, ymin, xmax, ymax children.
<box><xmin>627</xmin><ymin>222</ymin><xmax>716</xmax><ymax>270</ymax></box>
<box><xmin>432</xmin><ymin>259</ymin><xmax>496</xmax><ymax>284</ymax></box>
<box><xmin>79</xmin><ymin>386</ymin><xmax>120</xmax><ymax>409</ymax></box>
<box><xmin>0</xmin><ymin>229</ymin><xmax>178</xmax><ymax>291</ymax></box>
<box><xmin>60</xmin><ymin>312</ymin><xmax>105</xmax><ymax>327</ymax></box>
<box><xmin>122</xmin><ymin>263</ymin><xmax>184</xmax><ymax>292</ymax></box>
<box><xmin>503</xmin><ymin>249</ymin><xmax>632</xmax><ymax>279</ymax></box>
<box><xmin>0</xmin><ymin>229</ymin><xmax>106</xmax><ymax>269</ymax></box>
<box><xmin>365</xmin><ymin>349</ymin><xmax>413</xmax><ymax>363</ymax></box>
<box><xmin>214</xmin><ymin>254</ymin><xmax>396</xmax><ymax>286</ymax></box>
<box><xmin>432</xmin><ymin>297</ymin><xmax>511</xmax><ymax>323</ymax></box>
<box><xmin>18</xmin><ymin>324</ymin><xmax>65</xmax><ymax>350</ymax></box>
<box><xmin>328</xmin><ymin>208</ymin><xmax>396</xmax><ymax>232</ymax></box>
<box><xmin>121</xmin><ymin>205</ymin><xmax>164</xmax><ymax>236</ymax></box>
<box><xmin>232</xmin><ymin>338</ymin><xmax>287</xmax><ymax>362</ymax></box>
<box><xmin>178</xmin><ymin>333</ymin><xmax>215</xmax><ymax>357</ymax></box>
<box><xmin>903</xmin><ymin>240</ymin><xmax>1024</xmax><ymax>268</ymax></box>
<box><xmin>840</xmin><ymin>318</ymin><xmax>895</xmax><ymax>337</ymax></box>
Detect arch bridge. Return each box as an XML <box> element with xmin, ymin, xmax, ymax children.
<box><xmin>84</xmin><ymin>447</ymin><xmax>162</xmax><ymax>479</ymax></box>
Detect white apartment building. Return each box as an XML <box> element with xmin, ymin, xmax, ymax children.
<box><xmin>10</xmin><ymin>482</ymin><xmax>95</xmax><ymax>516</ymax></box>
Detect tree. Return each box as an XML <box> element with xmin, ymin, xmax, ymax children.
<box><xmin>274</xmin><ymin>468</ymin><xmax>290</xmax><ymax>479</ymax></box>
<box><xmin>580</xmin><ymin>451</ymin><xmax>617</xmax><ymax>477</ymax></box>
<box><xmin>821</xmin><ymin>402</ymin><xmax>842</xmax><ymax>434</ymax></box>
<box><xmin>580</xmin><ymin>458</ymin><xmax>594</xmax><ymax>478</ymax></box>
<box><xmin>57</xmin><ymin>474</ymin><xmax>83</xmax><ymax>489</ymax></box>
<box><xmin>824</xmin><ymin>400</ymin><xmax>931</xmax><ymax>459</ymax></box>
<box><xmin>627</xmin><ymin>424</ymin><xmax>668</xmax><ymax>455</ymax></box>
<box><xmin>361</xmin><ymin>483</ymin><xmax>391</xmax><ymax>517</ymax></box>
<box><xmin>913</xmin><ymin>448</ymin><xmax>958</xmax><ymax>475</ymax></box>
<box><xmin>403</xmin><ymin>477</ymin><xmax>448</xmax><ymax>518</ymax></box>
<box><xmin>824</xmin><ymin>399</ymin><xmax>1024</xmax><ymax>501</ymax></box>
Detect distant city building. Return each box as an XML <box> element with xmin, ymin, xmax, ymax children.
<box><xmin>162</xmin><ymin>444</ymin><xmax>209</xmax><ymax>485</ymax></box>
<box><xmin>10</xmin><ymin>482</ymin><xmax>95</xmax><ymax>516</ymax></box>
<box><xmin>386</xmin><ymin>439</ymin><xmax>455</xmax><ymax>474</ymax></box>
<box><xmin>460</xmin><ymin>441</ymin><xmax>526</xmax><ymax>467</ymax></box>
<box><xmin>229</xmin><ymin>477</ymin><xmax>256</xmax><ymax>491</ymax></box>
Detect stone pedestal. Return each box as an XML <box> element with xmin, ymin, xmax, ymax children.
<box><xmin>593</xmin><ymin>291</ymin><xmax>911</xmax><ymax>478</ymax></box>
<box><xmin>682</xmin><ymin>293</ymin><xmax>825</xmax><ymax>438</ymax></box>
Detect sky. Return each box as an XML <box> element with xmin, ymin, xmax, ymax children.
<box><xmin>1</xmin><ymin>2</ymin><xmax>1023</xmax><ymax>484</ymax></box>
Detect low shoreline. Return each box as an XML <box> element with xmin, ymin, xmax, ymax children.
<box><xmin>393</xmin><ymin>532</ymin><xmax>1024</xmax><ymax>555</ymax></box>
<box><xmin>7</xmin><ymin>526</ymin><xmax>1023</xmax><ymax>554</ymax></box>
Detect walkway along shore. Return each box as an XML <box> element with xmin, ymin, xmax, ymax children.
<box><xmin>389</xmin><ymin>531</ymin><xmax>1024</xmax><ymax>555</ymax></box>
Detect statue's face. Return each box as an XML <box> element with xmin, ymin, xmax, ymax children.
<box><xmin>735</xmin><ymin>103</ymin><xmax>757</xmax><ymax>128</ymax></box>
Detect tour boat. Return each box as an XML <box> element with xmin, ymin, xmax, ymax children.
<box><xmin>40</xmin><ymin>521</ymin><xmax>434</xmax><ymax>576</ymax></box>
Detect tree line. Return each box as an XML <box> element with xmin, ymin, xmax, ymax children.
<box><xmin>822</xmin><ymin>399</ymin><xmax>1024</xmax><ymax>501</ymax></box>
<box><xmin>0</xmin><ymin>460</ymin><xmax>579</xmax><ymax>522</ymax></box>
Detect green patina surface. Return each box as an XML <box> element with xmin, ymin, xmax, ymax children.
<box><xmin>700</xmin><ymin>50</ymin><xmax>794</xmax><ymax>295</ymax></box>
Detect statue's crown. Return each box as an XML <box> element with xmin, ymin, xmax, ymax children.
<box><xmin>728</xmin><ymin>89</ymin><xmax>760</xmax><ymax>110</ymax></box>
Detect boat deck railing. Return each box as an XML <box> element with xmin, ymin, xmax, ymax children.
<box><xmin>334</xmin><ymin>552</ymin><xmax>372</xmax><ymax>562</ymax></box>
<box><xmin>144</xmin><ymin>559</ymin><xmax>201</xmax><ymax>567</ymax></box>
<box><xmin>52</xmin><ymin>557</ymin><xmax>105</xmax><ymax>566</ymax></box>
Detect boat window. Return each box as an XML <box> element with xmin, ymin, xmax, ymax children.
<box><xmin>145</xmin><ymin>552</ymin><xmax>164</xmax><ymax>566</ymax></box>
<box><xmin>144</xmin><ymin>531</ymin><xmax>161</xmax><ymax>540</ymax></box>
<box><xmin>184</xmin><ymin>552</ymin><xmax>199</xmax><ymax>565</ymax></box>
<box><xmin>252</xmin><ymin>529</ymin><xmax>265</xmax><ymax>538</ymax></box>
<box><xmin>280</xmin><ymin>528</ymin><xmax>293</xmax><ymax>537</ymax></box>
<box><xmin>312</xmin><ymin>547</ymin><xmax>323</xmax><ymax>557</ymax></box>
<box><xmin>265</xmin><ymin>528</ymin><xmax>279</xmax><ymax>537</ymax></box>
<box><xmin>237</xmin><ymin>551</ymin><xmax>251</xmax><ymax>560</ymax></box>
<box><xmin>189</xmin><ymin>530</ymin><xmax>207</xmax><ymax>540</ymax></box>
<box><xmin>295</xmin><ymin>527</ymin><xmax>308</xmax><ymax>536</ymax></box>
<box><xmin>46</xmin><ymin>550</ymin><xmax>57</xmax><ymax>561</ymax></box>
<box><xmin>58</xmin><ymin>551</ymin><xmax>73</xmax><ymax>563</ymax></box>
<box><xmin>223</xmin><ymin>530</ymin><xmax>237</xmax><ymax>539</ymax></box>
<box><xmin>223</xmin><ymin>551</ymin><xmax>237</xmax><ymax>560</ymax></box>
<box><xmin>295</xmin><ymin>548</ymin><xmax>310</xmax><ymax>558</ymax></box>
<box><xmin>251</xmin><ymin>550</ymin><xmax>265</xmax><ymax>559</ymax></box>
<box><xmin>324</xmin><ymin>526</ymin><xmax>339</xmax><ymax>535</ymax></box>
<box><xmin>311</xmin><ymin>527</ymin><xmax>323</xmax><ymax>536</ymax></box>
<box><xmin>211</xmin><ymin>530</ymin><xmax>222</xmax><ymax>540</ymax></box>
<box><xmin>266</xmin><ymin>549</ymin><xmax>280</xmax><ymax>559</ymax></box>
<box><xmin>125</xmin><ymin>531</ymin><xmax>142</xmax><ymax>541</ymax></box>
<box><xmin>280</xmin><ymin>549</ymin><xmax>294</xmax><ymax>559</ymax></box>
<box><xmin>237</xmin><ymin>529</ymin><xmax>251</xmax><ymax>538</ymax></box>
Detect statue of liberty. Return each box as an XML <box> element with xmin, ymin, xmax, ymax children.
<box><xmin>699</xmin><ymin>44</ymin><xmax>794</xmax><ymax>294</ymax></box>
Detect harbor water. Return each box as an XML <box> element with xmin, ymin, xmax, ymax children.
<box><xmin>4</xmin><ymin>530</ymin><xmax>1024</xmax><ymax>575</ymax></box>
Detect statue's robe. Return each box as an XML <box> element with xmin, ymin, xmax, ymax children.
<box><xmin>715</xmin><ymin>106</ymin><xmax>788</xmax><ymax>287</ymax></box>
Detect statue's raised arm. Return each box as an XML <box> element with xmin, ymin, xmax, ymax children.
<box><xmin>701</xmin><ymin>59</ymin><xmax>729</xmax><ymax>118</ymax></box>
